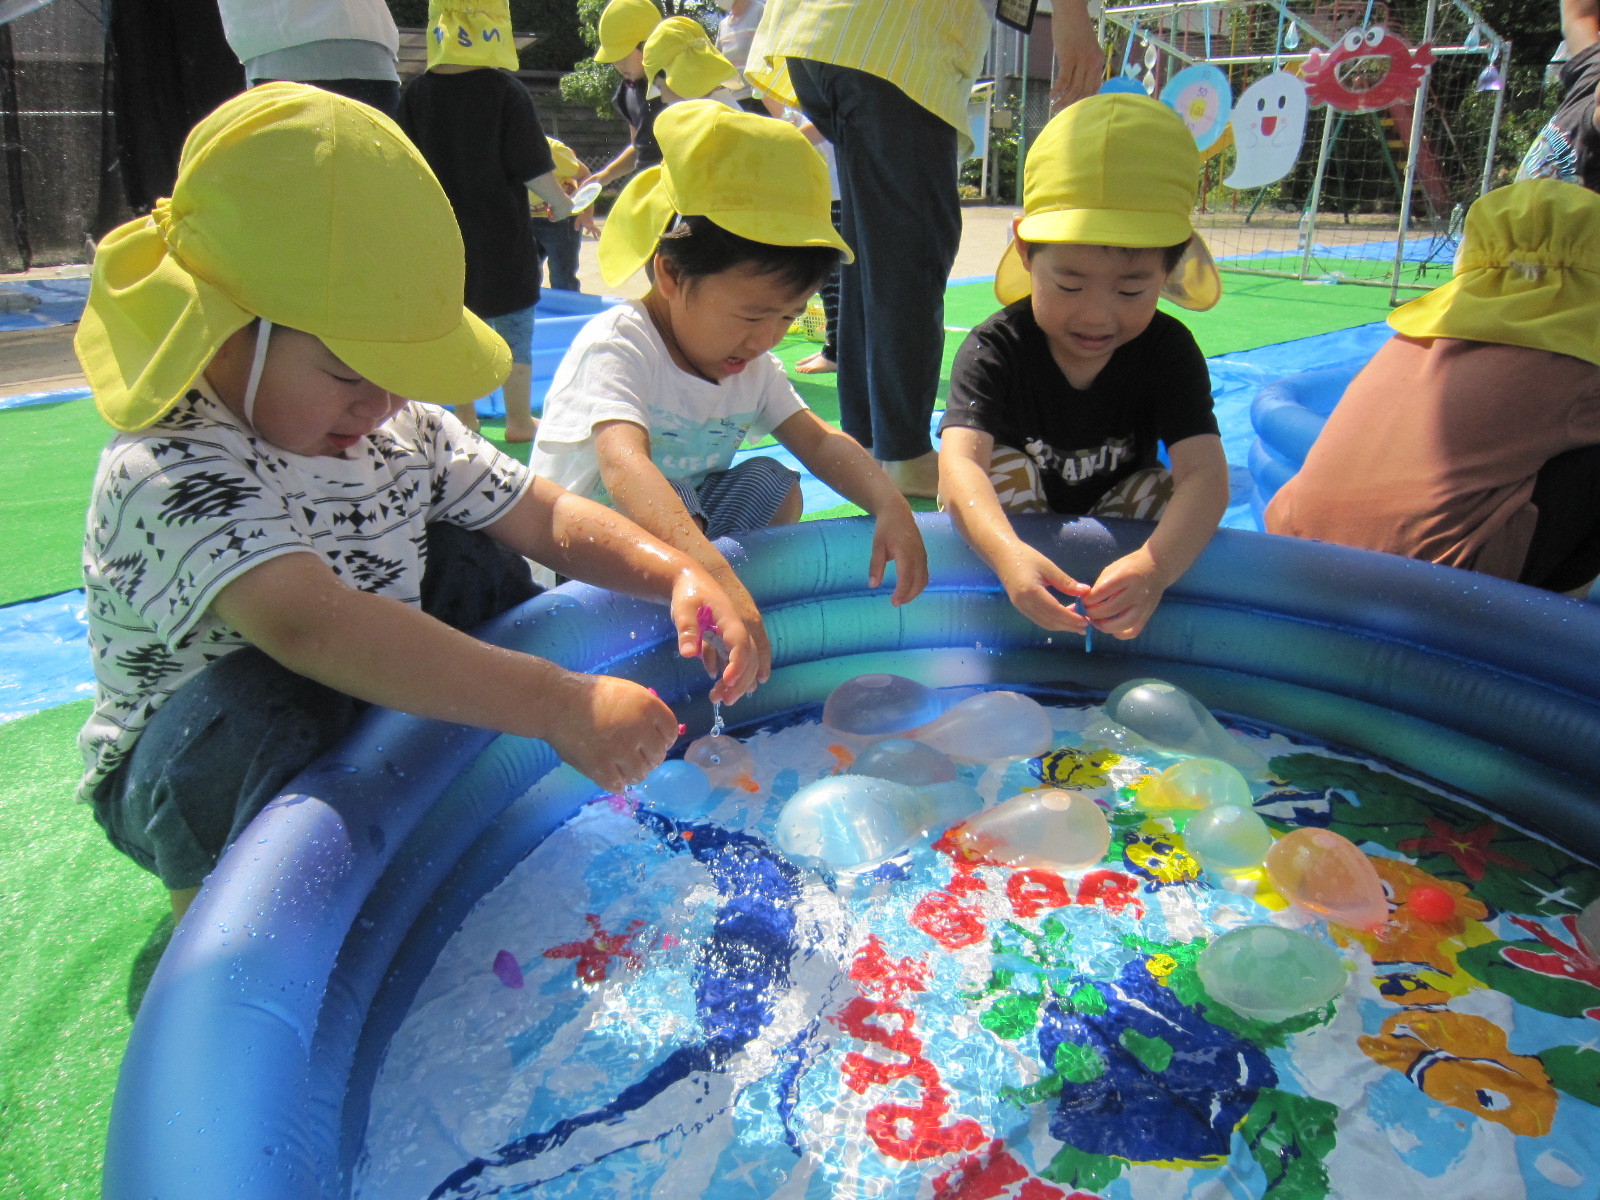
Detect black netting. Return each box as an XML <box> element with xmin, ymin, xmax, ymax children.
<box><xmin>0</xmin><ymin>0</ymin><xmax>242</xmax><ymax>272</ymax></box>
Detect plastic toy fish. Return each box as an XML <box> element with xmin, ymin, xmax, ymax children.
<box><xmin>1302</xmin><ymin>25</ymin><xmax>1433</xmax><ymax>113</ymax></box>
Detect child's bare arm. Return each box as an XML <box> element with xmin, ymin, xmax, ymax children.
<box><xmin>1084</xmin><ymin>433</ymin><xmax>1228</xmax><ymax>639</ymax></box>
<box><xmin>210</xmin><ymin>551</ymin><xmax>679</xmax><ymax>793</ymax></box>
<box><xmin>590</xmin><ymin>419</ymin><xmax>774</xmax><ymax>686</ymax></box>
<box><xmin>771</xmin><ymin>410</ymin><xmax>928</xmax><ymax>605</ymax></box>
<box><xmin>481</xmin><ymin>472</ymin><xmax>762</xmax><ymax>699</ymax></box>
<box><xmin>939</xmin><ymin>427</ymin><xmax>1090</xmax><ymax>632</ymax></box>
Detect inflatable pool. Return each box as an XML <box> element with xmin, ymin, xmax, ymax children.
<box><xmin>103</xmin><ymin>516</ymin><xmax>1600</xmax><ymax>1199</ymax></box>
<box><xmin>1246</xmin><ymin>359</ymin><xmax>1367</xmax><ymax>528</ymax></box>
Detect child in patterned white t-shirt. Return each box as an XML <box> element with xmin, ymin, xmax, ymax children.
<box><xmin>73</xmin><ymin>84</ymin><xmax>757</xmax><ymax>920</ymax></box>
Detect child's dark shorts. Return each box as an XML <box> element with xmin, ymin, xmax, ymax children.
<box><xmin>90</xmin><ymin>523</ymin><xmax>539</xmax><ymax>890</ymax></box>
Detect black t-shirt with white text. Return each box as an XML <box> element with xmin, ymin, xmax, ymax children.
<box><xmin>1519</xmin><ymin>40</ymin><xmax>1600</xmax><ymax>190</ymax></box>
<box><xmin>940</xmin><ymin>301</ymin><xmax>1217</xmax><ymax>514</ymax></box>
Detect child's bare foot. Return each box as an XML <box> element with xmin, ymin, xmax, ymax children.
<box><xmin>795</xmin><ymin>352</ymin><xmax>837</xmax><ymax>374</ymax></box>
<box><xmin>504</xmin><ymin>416</ymin><xmax>538</xmax><ymax>444</ymax></box>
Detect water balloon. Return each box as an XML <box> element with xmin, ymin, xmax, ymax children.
<box><xmin>1184</xmin><ymin>803</ymin><xmax>1273</xmax><ymax>873</ymax></box>
<box><xmin>773</xmin><ymin>774</ymin><xmax>983</xmax><ymax>870</ymax></box>
<box><xmin>851</xmin><ymin>738</ymin><xmax>958</xmax><ymax>786</ymax></box>
<box><xmin>1197</xmin><ymin>925</ymin><xmax>1345</xmax><ymax>1023</ymax></box>
<box><xmin>910</xmin><ymin>691</ymin><xmax>1054</xmax><ymax>763</ymax></box>
<box><xmin>632</xmin><ymin>759</ymin><xmax>713</xmax><ymax>818</ymax></box>
<box><xmin>950</xmin><ymin>789</ymin><xmax>1110</xmax><ymax>873</ymax></box>
<box><xmin>822</xmin><ymin>673</ymin><xmax>943</xmax><ymax>736</ymax></box>
<box><xmin>1140</xmin><ymin>757</ymin><xmax>1253</xmax><ymax>813</ymax></box>
<box><xmin>684</xmin><ymin>734</ymin><xmax>755</xmax><ymax>787</ymax></box>
<box><xmin>1264</xmin><ymin>827</ymin><xmax>1388</xmax><ymax>932</ymax></box>
<box><xmin>1098</xmin><ymin>678</ymin><xmax>1270</xmax><ymax>777</ymax></box>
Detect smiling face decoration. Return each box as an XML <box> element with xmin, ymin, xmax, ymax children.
<box><xmin>1224</xmin><ymin>70</ymin><xmax>1309</xmax><ymax>189</ymax></box>
<box><xmin>1302</xmin><ymin>25</ymin><xmax>1434</xmax><ymax>112</ymax></box>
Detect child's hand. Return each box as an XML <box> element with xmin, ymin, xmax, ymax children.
<box><xmin>546</xmin><ymin>673</ymin><xmax>680</xmax><ymax>793</ymax></box>
<box><xmin>868</xmin><ymin>509</ymin><xmax>929</xmax><ymax>606</ymax></box>
<box><xmin>668</xmin><ymin>571</ymin><xmax>764</xmax><ymax>704</ymax></box>
<box><xmin>995</xmin><ymin>545</ymin><xmax>1092</xmax><ymax>632</ymax></box>
<box><xmin>1084</xmin><ymin>549</ymin><xmax>1166</xmax><ymax>639</ymax></box>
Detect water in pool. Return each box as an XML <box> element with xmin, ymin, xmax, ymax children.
<box><xmin>356</xmin><ymin>684</ymin><xmax>1600</xmax><ymax>1199</ymax></box>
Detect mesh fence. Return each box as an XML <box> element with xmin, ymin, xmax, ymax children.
<box><xmin>975</xmin><ymin>0</ymin><xmax>1506</xmax><ymax>298</ymax></box>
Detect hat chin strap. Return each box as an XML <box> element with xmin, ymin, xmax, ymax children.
<box><xmin>241</xmin><ymin>318</ymin><xmax>273</xmax><ymax>429</ymax></box>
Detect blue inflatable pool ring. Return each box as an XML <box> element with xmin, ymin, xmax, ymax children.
<box><xmin>1247</xmin><ymin>359</ymin><xmax>1366</xmax><ymax>527</ymax></box>
<box><xmin>103</xmin><ymin>516</ymin><xmax>1600</xmax><ymax>1199</ymax></box>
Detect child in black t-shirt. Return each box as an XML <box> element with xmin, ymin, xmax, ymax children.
<box><xmin>1518</xmin><ymin>0</ymin><xmax>1600</xmax><ymax>191</ymax></box>
<box><xmin>938</xmin><ymin>94</ymin><xmax>1229</xmax><ymax>641</ymax></box>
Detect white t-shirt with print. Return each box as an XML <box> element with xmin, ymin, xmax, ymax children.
<box><xmin>528</xmin><ymin>300</ymin><xmax>807</xmax><ymax>503</ymax></box>
<box><xmin>78</xmin><ymin>385</ymin><xmax>533</xmax><ymax>802</ymax></box>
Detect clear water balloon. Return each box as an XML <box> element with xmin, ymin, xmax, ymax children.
<box><xmin>910</xmin><ymin>691</ymin><xmax>1054</xmax><ymax>763</ymax></box>
<box><xmin>1140</xmin><ymin>756</ymin><xmax>1253</xmax><ymax>813</ymax></box>
<box><xmin>1264</xmin><ymin>827</ymin><xmax>1388</xmax><ymax>932</ymax></box>
<box><xmin>1099</xmin><ymin>678</ymin><xmax>1269</xmax><ymax>777</ymax></box>
<box><xmin>1197</xmin><ymin>924</ymin><xmax>1345</xmax><ymax>1023</ymax></box>
<box><xmin>950</xmin><ymin>789</ymin><xmax>1111</xmax><ymax>873</ymax></box>
<box><xmin>851</xmin><ymin>738</ymin><xmax>958</xmax><ymax>786</ymax></box>
<box><xmin>1184</xmin><ymin>803</ymin><xmax>1273</xmax><ymax>873</ymax></box>
<box><xmin>632</xmin><ymin>759</ymin><xmax>713</xmax><ymax>818</ymax></box>
<box><xmin>822</xmin><ymin>673</ymin><xmax>943</xmax><ymax>736</ymax></box>
<box><xmin>684</xmin><ymin>734</ymin><xmax>755</xmax><ymax>787</ymax></box>
<box><xmin>773</xmin><ymin>774</ymin><xmax>983</xmax><ymax>870</ymax></box>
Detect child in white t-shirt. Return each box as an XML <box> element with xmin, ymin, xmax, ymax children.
<box><xmin>530</xmin><ymin>101</ymin><xmax>927</xmax><ymax>678</ymax></box>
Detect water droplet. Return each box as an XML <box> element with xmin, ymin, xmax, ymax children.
<box><xmin>1475</xmin><ymin>63</ymin><xmax>1502</xmax><ymax>91</ymax></box>
<box><xmin>1142</xmin><ymin>41</ymin><xmax>1159</xmax><ymax>69</ymax></box>
<box><xmin>1464</xmin><ymin>24</ymin><xmax>1481</xmax><ymax>51</ymax></box>
<box><xmin>1284</xmin><ymin>22</ymin><xmax>1300</xmax><ymax>50</ymax></box>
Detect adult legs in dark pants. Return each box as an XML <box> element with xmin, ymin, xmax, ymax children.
<box><xmin>531</xmin><ymin>216</ymin><xmax>583</xmax><ymax>292</ymax></box>
<box><xmin>787</xmin><ymin>58</ymin><xmax>961</xmax><ymax>497</ymax></box>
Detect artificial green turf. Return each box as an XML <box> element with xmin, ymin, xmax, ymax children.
<box><xmin>0</xmin><ymin>400</ymin><xmax>107</xmax><ymax>607</ymax></box>
<box><xmin>0</xmin><ymin>700</ymin><xmax>169</xmax><ymax>1200</ymax></box>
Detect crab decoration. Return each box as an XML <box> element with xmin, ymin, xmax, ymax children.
<box><xmin>1302</xmin><ymin>25</ymin><xmax>1434</xmax><ymax>112</ymax></box>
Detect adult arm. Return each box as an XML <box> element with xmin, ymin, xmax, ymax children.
<box><xmin>771</xmin><ymin>410</ymin><xmax>928</xmax><ymax>605</ymax></box>
<box><xmin>939</xmin><ymin>425</ymin><xmax>1092</xmax><ymax>632</ymax></box>
<box><xmin>1049</xmin><ymin>0</ymin><xmax>1103</xmax><ymax>111</ymax></box>
<box><xmin>1082</xmin><ymin>432</ymin><xmax>1228</xmax><ymax>639</ymax></box>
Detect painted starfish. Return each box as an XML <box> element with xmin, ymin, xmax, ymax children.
<box><xmin>1397</xmin><ymin>816</ymin><xmax>1531</xmax><ymax>881</ymax></box>
<box><xmin>542</xmin><ymin>913</ymin><xmax>645</xmax><ymax>984</ymax></box>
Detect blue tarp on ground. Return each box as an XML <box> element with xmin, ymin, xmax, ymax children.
<box><xmin>0</xmin><ymin>276</ymin><xmax>90</xmax><ymax>331</ymax></box>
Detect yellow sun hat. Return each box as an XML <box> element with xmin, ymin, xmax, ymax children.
<box><xmin>1387</xmin><ymin>178</ymin><xmax>1600</xmax><ymax>367</ymax></box>
<box><xmin>643</xmin><ymin>16</ymin><xmax>741</xmax><ymax>101</ymax></box>
<box><xmin>595</xmin><ymin>0</ymin><xmax>662</xmax><ymax>65</ymax></box>
<box><xmin>427</xmin><ymin>0</ymin><xmax>519</xmax><ymax>71</ymax></box>
<box><xmin>994</xmin><ymin>93</ymin><xmax>1221</xmax><ymax>311</ymax></box>
<box><xmin>597</xmin><ymin>99</ymin><xmax>853</xmax><ymax>287</ymax></box>
<box><xmin>75</xmin><ymin>82</ymin><xmax>510</xmax><ymax>431</ymax></box>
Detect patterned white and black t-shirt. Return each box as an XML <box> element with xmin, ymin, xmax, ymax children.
<box><xmin>78</xmin><ymin>386</ymin><xmax>534</xmax><ymax>802</ymax></box>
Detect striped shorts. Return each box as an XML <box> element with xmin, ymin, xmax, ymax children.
<box><xmin>984</xmin><ymin>445</ymin><xmax>1174</xmax><ymax>520</ymax></box>
<box><xmin>668</xmin><ymin>455</ymin><xmax>801</xmax><ymax>539</ymax></box>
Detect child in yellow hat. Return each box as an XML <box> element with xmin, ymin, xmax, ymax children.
<box><xmin>1268</xmin><ymin>178</ymin><xmax>1600</xmax><ymax>594</ymax></box>
<box><xmin>642</xmin><ymin>16</ymin><xmax>743</xmax><ymax>106</ymax></box>
<box><xmin>530</xmin><ymin>136</ymin><xmax>597</xmax><ymax>292</ymax></box>
<box><xmin>939</xmin><ymin>93</ymin><xmax>1229</xmax><ymax>641</ymax></box>
<box><xmin>74</xmin><ymin>84</ymin><xmax>757</xmax><ymax>919</ymax></box>
<box><xmin>397</xmin><ymin>0</ymin><xmax>573</xmax><ymax>443</ymax></box>
<box><xmin>529</xmin><ymin>100</ymin><xmax>927</xmax><ymax>676</ymax></box>
<box><xmin>586</xmin><ymin>0</ymin><xmax>667</xmax><ymax>190</ymax></box>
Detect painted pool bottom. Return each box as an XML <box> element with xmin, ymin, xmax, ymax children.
<box><xmin>355</xmin><ymin>690</ymin><xmax>1600</xmax><ymax>1200</ymax></box>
